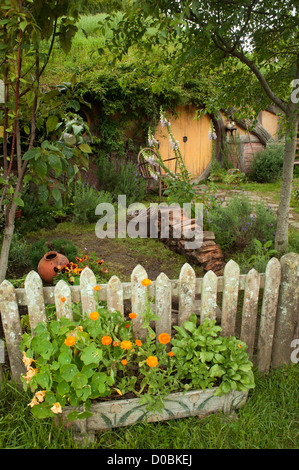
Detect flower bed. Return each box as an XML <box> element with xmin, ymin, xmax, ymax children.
<box><xmin>19</xmin><ymin>280</ymin><xmax>255</xmax><ymax>437</ymax></box>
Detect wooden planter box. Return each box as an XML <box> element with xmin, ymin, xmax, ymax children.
<box><xmin>57</xmin><ymin>387</ymin><xmax>248</xmax><ymax>442</ymax></box>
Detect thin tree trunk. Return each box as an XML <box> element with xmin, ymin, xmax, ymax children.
<box><xmin>275</xmin><ymin>112</ymin><xmax>298</xmax><ymax>253</ymax></box>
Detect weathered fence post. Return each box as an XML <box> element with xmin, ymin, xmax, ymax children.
<box><xmin>0</xmin><ymin>280</ymin><xmax>25</xmax><ymax>384</ymax></box>
<box><xmin>54</xmin><ymin>280</ymin><xmax>73</xmax><ymax>321</ymax></box>
<box><xmin>240</xmin><ymin>268</ymin><xmax>260</xmax><ymax>360</ymax></box>
<box><xmin>80</xmin><ymin>267</ymin><xmax>98</xmax><ymax>318</ymax></box>
<box><xmin>131</xmin><ymin>264</ymin><xmax>148</xmax><ymax>340</ymax></box>
<box><xmin>272</xmin><ymin>253</ymin><xmax>299</xmax><ymax>368</ymax></box>
<box><xmin>24</xmin><ymin>271</ymin><xmax>47</xmax><ymax>333</ymax></box>
<box><xmin>155</xmin><ymin>272</ymin><xmax>172</xmax><ymax>341</ymax></box>
<box><xmin>221</xmin><ymin>259</ymin><xmax>240</xmax><ymax>337</ymax></box>
<box><xmin>201</xmin><ymin>270</ymin><xmax>218</xmax><ymax>323</ymax></box>
<box><xmin>257</xmin><ymin>258</ymin><xmax>281</xmax><ymax>373</ymax></box>
<box><xmin>178</xmin><ymin>263</ymin><xmax>196</xmax><ymax>326</ymax></box>
<box><xmin>107</xmin><ymin>275</ymin><xmax>124</xmax><ymax>318</ymax></box>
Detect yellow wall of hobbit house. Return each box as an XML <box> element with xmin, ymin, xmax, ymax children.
<box><xmin>154</xmin><ymin>105</ymin><xmax>213</xmax><ymax>179</ymax></box>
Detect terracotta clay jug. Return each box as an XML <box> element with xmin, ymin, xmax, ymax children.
<box><xmin>38</xmin><ymin>251</ymin><xmax>69</xmax><ymax>284</ymax></box>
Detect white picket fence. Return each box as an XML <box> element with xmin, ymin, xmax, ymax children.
<box><xmin>0</xmin><ymin>253</ymin><xmax>298</xmax><ymax>385</ymax></box>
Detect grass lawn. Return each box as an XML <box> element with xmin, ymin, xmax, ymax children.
<box><xmin>0</xmin><ymin>364</ymin><xmax>298</xmax><ymax>449</ymax></box>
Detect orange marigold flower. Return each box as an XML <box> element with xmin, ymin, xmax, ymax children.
<box><xmin>135</xmin><ymin>339</ymin><xmax>142</xmax><ymax>347</ymax></box>
<box><xmin>129</xmin><ymin>312</ymin><xmax>137</xmax><ymax>319</ymax></box>
<box><xmin>120</xmin><ymin>340</ymin><xmax>132</xmax><ymax>350</ymax></box>
<box><xmin>158</xmin><ymin>333</ymin><xmax>171</xmax><ymax>345</ymax></box>
<box><xmin>101</xmin><ymin>336</ymin><xmax>112</xmax><ymax>346</ymax></box>
<box><xmin>90</xmin><ymin>311</ymin><xmax>99</xmax><ymax>321</ymax></box>
<box><xmin>146</xmin><ymin>356</ymin><xmax>158</xmax><ymax>367</ymax></box>
<box><xmin>94</xmin><ymin>285</ymin><xmax>101</xmax><ymax>291</ymax></box>
<box><xmin>64</xmin><ymin>336</ymin><xmax>76</xmax><ymax>347</ymax></box>
<box><xmin>113</xmin><ymin>341</ymin><xmax>120</xmax><ymax>347</ymax></box>
<box><xmin>121</xmin><ymin>359</ymin><xmax>127</xmax><ymax>366</ymax></box>
<box><xmin>168</xmin><ymin>351</ymin><xmax>174</xmax><ymax>357</ymax></box>
<box><xmin>61</xmin><ymin>297</ymin><xmax>66</xmax><ymax>302</ymax></box>
<box><xmin>238</xmin><ymin>343</ymin><xmax>242</xmax><ymax>348</ymax></box>
<box><xmin>141</xmin><ymin>278</ymin><xmax>151</xmax><ymax>287</ymax></box>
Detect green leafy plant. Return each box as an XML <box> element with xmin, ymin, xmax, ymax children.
<box><xmin>71</xmin><ymin>180</ymin><xmax>114</xmax><ymax>224</ymax></box>
<box><xmin>171</xmin><ymin>315</ymin><xmax>255</xmax><ymax>396</ymax></box>
<box><xmin>248</xmin><ymin>142</ymin><xmax>284</xmax><ymax>183</ymax></box>
<box><xmin>205</xmin><ymin>192</ymin><xmax>277</xmax><ymax>250</ymax></box>
<box><xmin>247</xmin><ymin>239</ymin><xmax>279</xmax><ymax>272</ymax></box>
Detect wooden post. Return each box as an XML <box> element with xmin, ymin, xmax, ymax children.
<box><xmin>240</xmin><ymin>268</ymin><xmax>260</xmax><ymax>360</ymax></box>
<box><xmin>80</xmin><ymin>267</ymin><xmax>97</xmax><ymax>319</ymax></box>
<box><xmin>155</xmin><ymin>272</ymin><xmax>172</xmax><ymax>342</ymax></box>
<box><xmin>107</xmin><ymin>275</ymin><xmax>124</xmax><ymax>318</ymax></box>
<box><xmin>221</xmin><ymin>260</ymin><xmax>240</xmax><ymax>337</ymax></box>
<box><xmin>257</xmin><ymin>258</ymin><xmax>281</xmax><ymax>373</ymax></box>
<box><xmin>54</xmin><ymin>280</ymin><xmax>73</xmax><ymax>321</ymax></box>
<box><xmin>200</xmin><ymin>270</ymin><xmax>218</xmax><ymax>323</ymax></box>
<box><xmin>178</xmin><ymin>263</ymin><xmax>196</xmax><ymax>326</ymax></box>
<box><xmin>131</xmin><ymin>264</ymin><xmax>148</xmax><ymax>340</ymax></box>
<box><xmin>24</xmin><ymin>271</ymin><xmax>47</xmax><ymax>333</ymax></box>
<box><xmin>272</xmin><ymin>253</ymin><xmax>299</xmax><ymax>368</ymax></box>
<box><xmin>0</xmin><ymin>280</ymin><xmax>25</xmax><ymax>384</ymax></box>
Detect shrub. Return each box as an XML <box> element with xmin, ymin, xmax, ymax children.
<box><xmin>248</xmin><ymin>141</ymin><xmax>284</xmax><ymax>183</ymax></box>
<box><xmin>96</xmin><ymin>153</ymin><xmax>147</xmax><ymax>206</ymax></box>
<box><xmin>205</xmin><ymin>192</ymin><xmax>277</xmax><ymax>251</ymax></box>
<box><xmin>51</xmin><ymin>239</ymin><xmax>78</xmax><ymax>262</ymax></box>
<box><xmin>17</xmin><ymin>192</ymin><xmax>56</xmax><ymax>234</ymax></box>
<box><xmin>71</xmin><ymin>180</ymin><xmax>114</xmax><ymax>224</ymax></box>
<box><xmin>29</xmin><ymin>239</ymin><xmax>48</xmax><ymax>271</ymax></box>
<box><xmin>7</xmin><ymin>233</ymin><xmax>31</xmax><ymax>276</ymax></box>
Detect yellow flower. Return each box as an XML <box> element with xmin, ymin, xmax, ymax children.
<box><xmin>90</xmin><ymin>311</ymin><xmax>99</xmax><ymax>321</ymax></box>
<box><xmin>23</xmin><ymin>367</ymin><xmax>39</xmax><ymax>384</ymax></box>
<box><xmin>94</xmin><ymin>285</ymin><xmax>101</xmax><ymax>291</ymax></box>
<box><xmin>22</xmin><ymin>351</ymin><xmax>34</xmax><ymax>369</ymax></box>
<box><xmin>158</xmin><ymin>333</ymin><xmax>171</xmax><ymax>345</ymax></box>
<box><xmin>120</xmin><ymin>340</ymin><xmax>132</xmax><ymax>350</ymax></box>
<box><xmin>113</xmin><ymin>388</ymin><xmax>123</xmax><ymax>396</ymax></box>
<box><xmin>146</xmin><ymin>356</ymin><xmax>158</xmax><ymax>367</ymax></box>
<box><xmin>51</xmin><ymin>402</ymin><xmax>62</xmax><ymax>414</ymax></box>
<box><xmin>64</xmin><ymin>336</ymin><xmax>76</xmax><ymax>347</ymax></box>
<box><xmin>101</xmin><ymin>336</ymin><xmax>112</xmax><ymax>346</ymax></box>
<box><xmin>141</xmin><ymin>278</ymin><xmax>151</xmax><ymax>287</ymax></box>
<box><xmin>35</xmin><ymin>391</ymin><xmax>46</xmax><ymax>403</ymax></box>
<box><xmin>238</xmin><ymin>343</ymin><xmax>242</xmax><ymax>348</ymax></box>
<box><xmin>28</xmin><ymin>396</ymin><xmax>39</xmax><ymax>408</ymax></box>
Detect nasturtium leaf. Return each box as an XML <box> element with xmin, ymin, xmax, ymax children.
<box><xmin>57</xmin><ymin>380</ymin><xmax>70</xmax><ymax>396</ymax></box>
<box><xmin>31</xmin><ymin>404</ymin><xmax>53</xmax><ymax>419</ymax></box>
<box><xmin>71</xmin><ymin>372</ymin><xmax>88</xmax><ymax>390</ymax></box>
<box><xmin>80</xmin><ymin>345</ymin><xmax>102</xmax><ymax>365</ymax></box>
<box><xmin>60</xmin><ymin>363</ymin><xmax>79</xmax><ymax>382</ymax></box>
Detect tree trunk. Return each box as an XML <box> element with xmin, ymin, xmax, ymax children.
<box><xmin>0</xmin><ymin>206</ymin><xmax>16</xmax><ymax>283</ymax></box>
<box><xmin>275</xmin><ymin>112</ymin><xmax>298</xmax><ymax>254</ymax></box>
